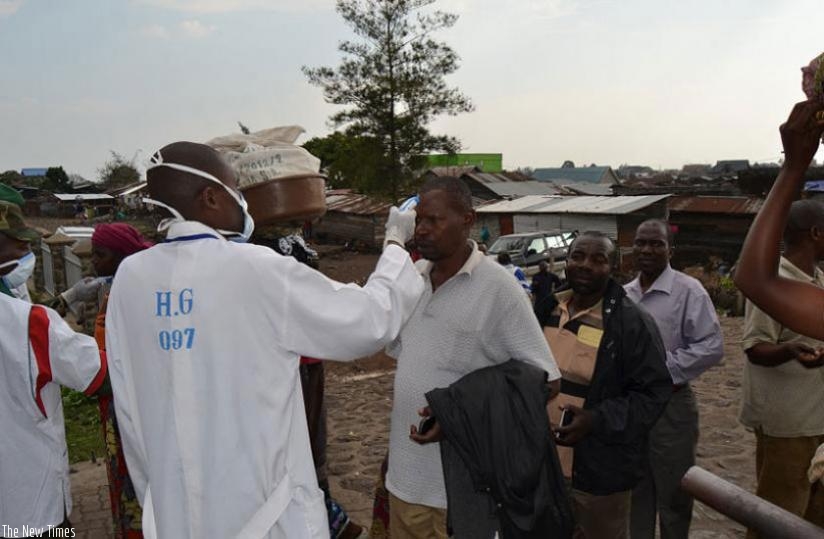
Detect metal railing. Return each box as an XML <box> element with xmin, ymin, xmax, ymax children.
<box><xmin>681</xmin><ymin>466</ymin><xmax>824</xmax><ymax>538</ymax></box>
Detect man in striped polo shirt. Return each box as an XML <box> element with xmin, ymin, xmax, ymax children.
<box><xmin>536</xmin><ymin>230</ymin><xmax>671</xmax><ymax>538</ymax></box>
<box><xmin>385</xmin><ymin>177</ymin><xmax>562</xmax><ymax>538</ymax></box>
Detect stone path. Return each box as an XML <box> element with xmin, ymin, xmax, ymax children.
<box><xmin>69</xmin><ymin>462</ymin><xmax>113</xmax><ymax>538</ymax></box>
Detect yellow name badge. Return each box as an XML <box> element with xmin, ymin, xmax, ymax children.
<box><xmin>577</xmin><ymin>325</ymin><xmax>604</xmax><ymax>348</ymax></box>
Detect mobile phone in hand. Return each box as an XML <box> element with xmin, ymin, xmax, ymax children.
<box><xmin>418</xmin><ymin>416</ymin><xmax>437</xmax><ymax>435</ymax></box>
<box><xmin>555</xmin><ymin>408</ymin><xmax>574</xmax><ymax>440</ymax></box>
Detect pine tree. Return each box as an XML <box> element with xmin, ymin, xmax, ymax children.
<box><xmin>303</xmin><ymin>0</ymin><xmax>473</xmax><ymax>200</ymax></box>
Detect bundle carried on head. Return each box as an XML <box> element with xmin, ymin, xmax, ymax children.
<box><xmin>205</xmin><ymin>126</ymin><xmax>326</xmax><ymax>225</ymax></box>
<box><xmin>802</xmin><ymin>52</ymin><xmax>824</xmax><ymax>104</ymax></box>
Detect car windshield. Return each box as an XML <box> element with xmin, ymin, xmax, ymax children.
<box><xmin>546</xmin><ymin>234</ymin><xmax>566</xmax><ymax>249</ymax></box>
<box><xmin>489</xmin><ymin>237</ymin><xmax>525</xmax><ymax>254</ymax></box>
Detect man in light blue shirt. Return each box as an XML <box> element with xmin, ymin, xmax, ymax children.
<box><xmin>625</xmin><ymin>219</ymin><xmax>724</xmax><ymax>539</ymax></box>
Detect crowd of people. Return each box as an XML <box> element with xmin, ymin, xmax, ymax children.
<box><xmin>2</xmin><ymin>100</ymin><xmax>824</xmax><ymax>539</ymax></box>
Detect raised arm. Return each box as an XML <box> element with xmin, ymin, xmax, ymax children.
<box><xmin>274</xmin><ymin>244</ymin><xmax>424</xmax><ymax>360</ymax></box>
<box><xmin>734</xmin><ymin>101</ymin><xmax>824</xmax><ymax>339</ymax></box>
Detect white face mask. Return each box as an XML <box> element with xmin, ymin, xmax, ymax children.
<box><xmin>143</xmin><ymin>151</ymin><xmax>255</xmax><ymax>243</ymax></box>
<box><xmin>0</xmin><ymin>251</ymin><xmax>35</xmax><ymax>290</ymax></box>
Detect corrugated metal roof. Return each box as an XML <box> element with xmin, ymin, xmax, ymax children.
<box><xmin>484</xmin><ymin>181</ymin><xmax>562</xmax><ymax>197</ymax></box>
<box><xmin>55</xmin><ymin>226</ymin><xmax>95</xmax><ymax>239</ymax></box>
<box><xmin>667</xmin><ymin>196</ymin><xmax>763</xmax><ymax>214</ymax></box>
<box><xmin>532</xmin><ymin>166</ymin><xmax>617</xmax><ymax>184</ymax></box>
<box><xmin>325</xmin><ymin>193</ymin><xmax>392</xmax><ymax>215</ymax></box>
<box><xmin>476</xmin><ymin>195</ymin><xmax>670</xmax><ymax>215</ymax></box>
<box><xmin>117</xmin><ymin>182</ymin><xmax>148</xmax><ymax>196</ymax></box>
<box><xmin>467</xmin><ymin>172</ymin><xmax>517</xmax><ymax>184</ymax></box>
<box><xmin>427</xmin><ymin>166</ymin><xmax>480</xmax><ymax>178</ymax></box>
<box><xmin>53</xmin><ymin>193</ymin><xmax>114</xmax><ymax>201</ymax></box>
<box><xmin>555</xmin><ymin>182</ymin><xmax>613</xmax><ymax>196</ymax></box>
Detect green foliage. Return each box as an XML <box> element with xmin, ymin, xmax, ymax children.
<box><xmin>97</xmin><ymin>151</ymin><xmax>140</xmax><ymax>190</ymax></box>
<box><xmin>0</xmin><ymin>170</ymin><xmax>24</xmax><ymax>186</ymax></box>
<box><xmin>61</xmin><ymin>387</ymin><xmax>103</xmax><ymax>464</ymax></box>
<box><xmin>719</xmin><ymin>274</ymin><xmax>737</xmax><ymax>293</ymax></box>
<box><xmin>45</xmin><ymin>166</ymin><xmax>72</xmax><ymax>192</ymax></box>
<box><xmin>303</xmin><ymin>0</ymin><xmax>473</xmax><ymax>200</ymax></box>
<box><xmin>3</xmin><ymin>167</ymin><xmax>71</xmax><ymax>192</ymax></box>
<box><xmin>303</xmin><ymin>131</ymin><xmax>384</xmax><ymax>192</ymax></box>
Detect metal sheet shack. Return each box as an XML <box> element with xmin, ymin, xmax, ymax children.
<box><xmin>475</xmin><ymin>195</ymin><xmax>670</xmax><ymax>270</ymax></box>
<box><xmin>313</xmin><ymin>191</ymin><xmax>392</xmax><ymax>249</ymax></box>
<box><xmin>667</xmin><ymin>196</ymin><xmax>764</xmax><ymax>267</ymax></box>
<box><xmin>421</xmin><ymin>166</ymin><xmax>561</xmax><ymax>205</ymax></box>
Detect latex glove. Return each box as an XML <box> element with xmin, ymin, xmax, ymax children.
<box><xmin>808</xmin><ymin>443</ymin><xmax>824</xmax><ymax>484</ymax></box>
<box><xmin>384</xmin><ymin>206</ymin><xmax>416</xmax><ymax>249</ymax></box>
<box><xmin>61</xmin><ymin>277</ymin><xmax>102</xmax><ymax>305</ymax></box>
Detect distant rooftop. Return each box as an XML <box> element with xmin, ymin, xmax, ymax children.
<box><xmin>554</xmin><ymin>181</ymin><xmax>614</xmax><ymax>196</ymax></box>
<box><xmin>482</xmin><ymin>180</ymin><xmax>562</xmax><ymax>197</ymax></box>
<box><xmin>476</xmin><ymin>194</ymin><xmax>670</xmax><ymax>215</ymax></box>
<box><xmin>710</xmin><ymin>160</ymin><xmax>750</xmax><ymax>175</ymax></box>
<box><xmin>21</xmin><ymin>168</ymin><xmax>49</xmax><ymax>177</ymax></box>
<box><xmin>53</xmin><ymin>193</ymin><xmax>114</xmax><ymax>202</ymax></box>
<box><xmin>532</xmin><ymin>166</ymin><xmax>618</xmax><ymax>185</ymax></box>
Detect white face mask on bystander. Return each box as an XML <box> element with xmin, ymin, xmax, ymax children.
<box><xmin>0</xmin><ymin>251</ymin><xmax>35</xmax><ymax>289</ymax></box>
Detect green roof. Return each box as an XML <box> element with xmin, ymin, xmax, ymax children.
<box><xmin>425</xmin><ymin>153</ymin><xmax>502</xmax><ymax>173</ymax></box>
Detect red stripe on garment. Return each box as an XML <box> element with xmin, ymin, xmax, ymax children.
<box><xmin>28</xmin><ymin>306</ymin><xmax>52</xmax><ymax>418</ymax></box>
<box><xmin>84</xmin><ymin>350</ymin><xmax>108</xmax><ymax>396</ymax></box>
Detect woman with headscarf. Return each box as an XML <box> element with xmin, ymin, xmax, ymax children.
<box><xmin>91</xmin><ymin>223</ymin><xmax>153</xmax><ymax>539</ymax></box>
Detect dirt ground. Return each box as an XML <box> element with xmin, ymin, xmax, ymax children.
<box><xmin>67</xmin><ymin>244</ymin><xmax>760</xmax><ymax>537</ymax></box>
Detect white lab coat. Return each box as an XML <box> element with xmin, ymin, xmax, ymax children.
<box><xmin>105</xmin><ymin>221</ymin><xmax>424</xmax><ymax>539</ymax></box>
<box><xmin>0</xmin><ymin>293</ymin><xmax>106</xmax><ymax>530</ymax></box>
<box><xmin>11</xmin><ymin>282</ymin><xmax>31</xmax><ymax>303</ymax></box>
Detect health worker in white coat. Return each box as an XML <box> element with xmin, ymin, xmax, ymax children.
<box><xmin>105</xmin><ymin>142</ymin><xmax>424</xmax><ymax>539</ymax></box>
<box><xmin>0</xmin><ymin>200</ymin><xmax>108</xmax><ymax>533</ymax></box>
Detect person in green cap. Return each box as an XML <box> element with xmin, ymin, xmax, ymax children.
<box><xmin>0</xmin><ymin>200</ymin><xmax>39</xmax><ymax>299</ymax></box>
<box><xmin>0</xmin><ymin>184</ymin><xmax>34</xmax><ymax>301</ymax></box>
<box><xmin>0</xmin><ymin>186</ymin><xmax>101</xmax><ymax>307</ymax></box>
<box><xmin>0</xmin><ymin>182</ymin><xmax>25</xmax><ymax>208</ymax></box>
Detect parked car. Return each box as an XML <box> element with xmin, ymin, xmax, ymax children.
<box><xmin>488</xmin><ymin>230</ymin><xmax>577</xmax><ymax>276</ymax></box>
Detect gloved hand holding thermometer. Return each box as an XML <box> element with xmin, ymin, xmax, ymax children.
<box><xmin>384</xmin><ymin>196</ymin><xmax>418</xmax><ymax>250</ymax></box>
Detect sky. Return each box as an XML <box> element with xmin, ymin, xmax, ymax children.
<box><xmin>0</xmin><ymin>0</ymin><xmax>821</xmax><ymax>181</ymax></box>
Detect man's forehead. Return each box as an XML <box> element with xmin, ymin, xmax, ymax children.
<box><xmin>419</xmin><ymin>189</ymin><xmax>462</xmax><ymax>212</ymax></box>
<box><xmin>419</xmin><ymin>189</ymin><xmax>447</xmax><ymax>203</ymax></box>
<box><xmin>572</xmin><ymin>236</ymin><xmax>612</xmax><ymax>253</ymax></box>
<box><xmin>635</xmin><ymin>222</ymin><xmax>667</xmax><ymax>239</ymax></box>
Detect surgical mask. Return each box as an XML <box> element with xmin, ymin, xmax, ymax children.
<box><xmin>143</xmin><ymin>151</ymin><xmax>255</xmax><ymax>243</ymax></box>
<box><xmin>0</xmin><ymin>252</ymin><xmax>35</xmax><ymax>289</ymax></box>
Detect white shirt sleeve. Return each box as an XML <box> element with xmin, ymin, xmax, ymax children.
<box><xmin>264</xmin><ymin>244</ymin><xmax>424</xmax><ymax>360</ymax></box>
<box><xmin>491</xmin><ymin>282</ymin><xmax>561</xmax><ymax>381</ymax></box>
<box><xmin>30</xmin><ymin>305</ymin><xmax>106</xmax><ymax>394</ymax></box>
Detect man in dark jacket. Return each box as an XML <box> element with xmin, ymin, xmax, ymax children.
<box><xmin>536</xmin><ymin>230</ymin><xmax>671</xmax><ymax>538</ymax></box>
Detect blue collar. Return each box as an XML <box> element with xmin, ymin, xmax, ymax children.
<box><xmin>164</xmin><ymin>233</ymin><xmax>220</xmax><ymax>243</ymax></box>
